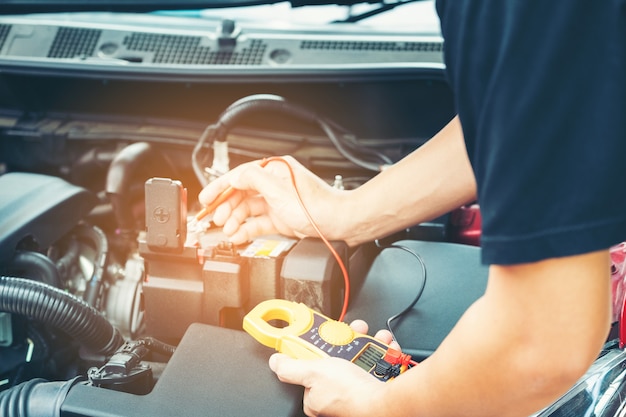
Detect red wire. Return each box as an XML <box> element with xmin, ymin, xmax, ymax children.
<box><xmin>261</xmin><ymin>157</ymin><xmax>351</xmax><ymax>322</ymax></box>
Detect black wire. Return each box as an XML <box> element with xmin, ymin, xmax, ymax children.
<box><xmin>191</xmin><ymin>125</ymin><xmax>215</xmax><ymax>187</ymax></box>
<box><xmin>322</xmin><ymin>117</ymin><xmax>394</xmax><ymax>166</ymax></box>
<box><xmin>374</xmin><ymin>240</ymin><xmax>427</xmax><ymax>344</ymax></box>
<box><xmin>317</xmin><ymin>117</ymin><xmax>385</xmax><ymax>171</ymax></box>
<box><xmin>136</xmin><ymin>336</ymin><xmax>177</xmax><ymax>357</ymax></box>
<box><xmin>192</xmin><ymin>95</ymin><xmax>389</xmax><ymax>182</ymax></box>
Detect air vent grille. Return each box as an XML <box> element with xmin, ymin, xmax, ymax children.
<box><xmin>0</xmin><ymin>24</ymin><xmax>11</xmax><ymax>51</ymax></box>
<box><xmin>123</xmin><ymin>33</ymin><xmax>267</xmax><ymax>65</ymax></box>
<box><xmin>300</xmin><ymin>40</ymin><xmax>442</xmax><ymax>52</ymax></box>
<box><xmin>48</xmin><ymin>27</ymin><xmax>102</xmax><ymax>58</ymax></box>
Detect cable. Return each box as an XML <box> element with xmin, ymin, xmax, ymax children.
<box><xmin>374</xmin><ymin>240</ymin><xmax>427</xmax><ymax>346</ymax></box>
<box><xmin>191</xmin><ymin>125</ymin><xmax>215</xmax><ymax>187</ymax></box>
<box><xmin>321</xmin><ymin>117</ymin><xmax>394</xmax><ymax>167</ymax></box>
<box><xmin>262</xmin><ymin>156</ymin><xmax>351</xmax><ymax>322</ymax></box>
<box><xmin>191</xmin><ymin>94</ymin><xmax>387</xmax><ymax>187</ymax></box>
<box><xmin>317</xmin><ymin>117</ymin><xmax>387</xmax><ymax>171</ymax></box>
<box><xmin>134</xmin><ymin>336</ymin><xmax>177</xmax><ymax>357</ymax></box>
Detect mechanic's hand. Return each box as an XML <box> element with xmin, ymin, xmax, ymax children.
<box><xmin>198</xmin><ymin>156</ymin><xmax>344</xmax><ymax>245</ymax></box>
<box><xmin>268</xmin><ymin>320</ymin><xmax>400</xmax><ymax>417</ymax></box>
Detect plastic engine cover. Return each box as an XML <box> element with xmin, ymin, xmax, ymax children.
<box><xmin>0</xmin><ymin>172</ymin><xmax>97</xmax><ymax>264</ymax></box>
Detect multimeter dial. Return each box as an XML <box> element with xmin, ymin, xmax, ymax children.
<box><xmin>318</xmin><ymin>320</ymin><xmax>354</xmax><ymax>345</ymax></box>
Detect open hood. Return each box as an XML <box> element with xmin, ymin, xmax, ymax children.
<box><xmin>0</xmin><ymin>0</ymin><xmax>386</xmax><ymax>14</ymax></box>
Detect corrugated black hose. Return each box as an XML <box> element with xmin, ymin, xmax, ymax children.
<box><xmin>0</xmin><ymin>275</ymin><xmax>124</xmax><ymax>356</ymax></box>
<box><xmin>0</xmin><ymin>276</ymin><xmax>125</xmax><ymax>415</ymax></box>
<box><xmin>0</xmin><ymin>377</ymin><xmax>81</xmax><ymax>417</ymax></box>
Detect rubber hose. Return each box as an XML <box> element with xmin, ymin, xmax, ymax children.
<box><xmin>54</xmin><ymin>239</ymin><xmax>80</xmax><ymax>281</ymax></box>
<box><xmin>214</xmin><ymin>94</ymin><xmax>319</xmax><ymax>142</ymax></box>
<box><xmin>75</xmin><ymin>224</ymin><xmax>109</xmax><ymax>308</ymax></box>
<box><xmin>213</xmin><ymin>94</ymin><xmax>382</xmax><ymax>171</ymax></box>
<box><xmin>105</xmin><ymin>142</ymin><xmax>176</xmax><ymax>232</ymax></box>
<box><xmin>192</xmin><ymin>125</ymin><xmax>214</xmax><ymax>187</ymax></box>
<box><xmin>191</xmin><ymin>94</ymin><xmax>321</xmax><ymax>186</ymax></box>
<box><xmin>0</xmin><ymin>377</ymin><xmax>79</xmax><ymax>417</ymax></box>
<box><xmin>0</xmin><ymin>276</ymin><xmax>124</xmax><ymax>356</ymax></box>
<box><xmin>105</xmin><ymin>142</ymin><xmax>153</xmax><ymax>231</ymax></box>
<box><xmin>6</xmin><ymin>251</ymin><xmax>62</xmax><ymax>288</ymax></box>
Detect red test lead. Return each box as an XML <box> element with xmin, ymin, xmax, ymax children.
<box><xmin>195</xmin><ymin>185</ymin><xmax>236</xmax><ymax>222</ymax></box>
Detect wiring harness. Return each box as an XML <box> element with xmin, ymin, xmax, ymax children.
<box><xmin>191</xmin><ymin>94</ymin><xmax>391</xmax><ymax>187</ymax></box>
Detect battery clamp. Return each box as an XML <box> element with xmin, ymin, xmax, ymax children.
<box><xmin>243</xmin><ymin>299</ymin><xmax>414</xmax><ymax>381</ymax></box>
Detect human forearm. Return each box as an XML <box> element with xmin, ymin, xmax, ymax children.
<box><xmin>334</xmin><ymin>116</ymin><xmax>477</xmax><ymax>246</ymax></box>
<box><xmin>374</xmin><ymin>250</ymin><xmax>612</xmax><ymax>417</ymax></box>
<box><xmin>199</xmin><ymin>116</ymin><xmax>475</xmax><ymax>246</ymax></box>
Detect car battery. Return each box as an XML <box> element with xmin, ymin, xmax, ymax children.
<box><xmin>140</xmin><ymin>177</ymin><xmax>347</xmax><ymax>340</ymax></box>
<box><xmin>140</xmin><ymin>243</ymin><xmax>205</xmax><ymax>341</ymax></box>
<box><xmin>280</xmin><ymin>237</ymin><xmax>348</xmax><ymax>319</ymax></box>
<box><xmin>199</xmin><ymin>234</ymin><xmax>297</xmax><ymax>326</ymax></box>
<box><xmin>240</xmin><ymin>237</ymin><xmax>296</xmax><ymax>308</ymax></box>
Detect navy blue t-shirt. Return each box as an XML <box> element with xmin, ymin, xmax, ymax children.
<box><xmin>436</xmin><ymin>0</ymin><xmax>626</xmax><ymax>265</ymax></box>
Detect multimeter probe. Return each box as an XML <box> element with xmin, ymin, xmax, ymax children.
<box><xmin>244</xmin><ymin>299</ymin><xmax>415</xmax><ymax>381</ymax></box>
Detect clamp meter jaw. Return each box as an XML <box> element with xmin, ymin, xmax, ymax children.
<box><xmin>243</xmin><ymin>299</ymin><xmax>413</xmax><ymax>381</ymax></box>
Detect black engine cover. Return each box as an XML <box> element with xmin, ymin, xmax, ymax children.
<box><xmin>0</xmin><ymin>172</ymin><xmax>97</xmax><ymax>264</ymax></box>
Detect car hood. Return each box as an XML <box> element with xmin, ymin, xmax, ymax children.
<box><xmin>0</xmin><ymin>0</ymin><xmax>376</xmax><ymax>14</ymax></box>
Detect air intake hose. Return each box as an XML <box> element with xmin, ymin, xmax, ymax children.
<box><xmin>0</xmin><ymin>276</ymin><xmax>124</xmax><ymax>356</ymax></box>
<box><xmin>0</xmin><ymin>378</ymin><xmax>80</xmax><ymax>417</ymax></box>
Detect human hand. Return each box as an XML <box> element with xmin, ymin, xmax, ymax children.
<box><xmin>198</xmin><ymin>156</ymin><xmax>344</xmax><ymax>245</ymax></box>
<box><xmin>268</xmin><ymin>320</ymin><xmax>400</xmax><ymax>417</ymax></box>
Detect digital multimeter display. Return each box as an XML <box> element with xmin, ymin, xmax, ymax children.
<box><xmin>297</xmin><ymin>313</ymin><xmax>390</xmax><ymax>373</ymax></box>
<box><xmin>353</xmin><ymin>343</ymin><xmax>386</xmax><ymax>372</ymax></box>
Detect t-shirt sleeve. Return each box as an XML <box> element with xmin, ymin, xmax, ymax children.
<box><xmin>437</xmin><ymin>0</ymin><xmax>626</xmax><ymax>265</ymax></box>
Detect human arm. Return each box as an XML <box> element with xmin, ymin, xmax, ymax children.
<box><xmin>339</xmin><ymin>114</ymin><xmax>476</xmax><ymax>246</ymax></box>
<box><xmin>270</xmin><ymin>250</ymin><xmax>612</xmax><ymax>417</ymax></box>
<box><xmin>198</xmin><ymin>115</ymin><xmax>476</xmax><ymax>246</ymax></box>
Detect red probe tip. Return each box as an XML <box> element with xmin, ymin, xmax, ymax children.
<box><xmin>195</xmin><ymin>186</ymin><xmax>235</xmax><ymax>221</ymax></box>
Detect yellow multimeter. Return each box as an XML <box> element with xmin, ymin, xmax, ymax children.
<box><xmin>243</xmin><ymin>299</ymin><xmax>413</xmax><ymax>381</ymax></box>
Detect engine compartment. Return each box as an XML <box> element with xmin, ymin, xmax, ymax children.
<box><xmin>0</xmin><ymin>56</ymin><xmax>467</xmax><ymax>413</ymax></box>
<box><xmin>0</xmin><ymin>68</ymin><xmax>485</xmax><ymax>415</ymax></box>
